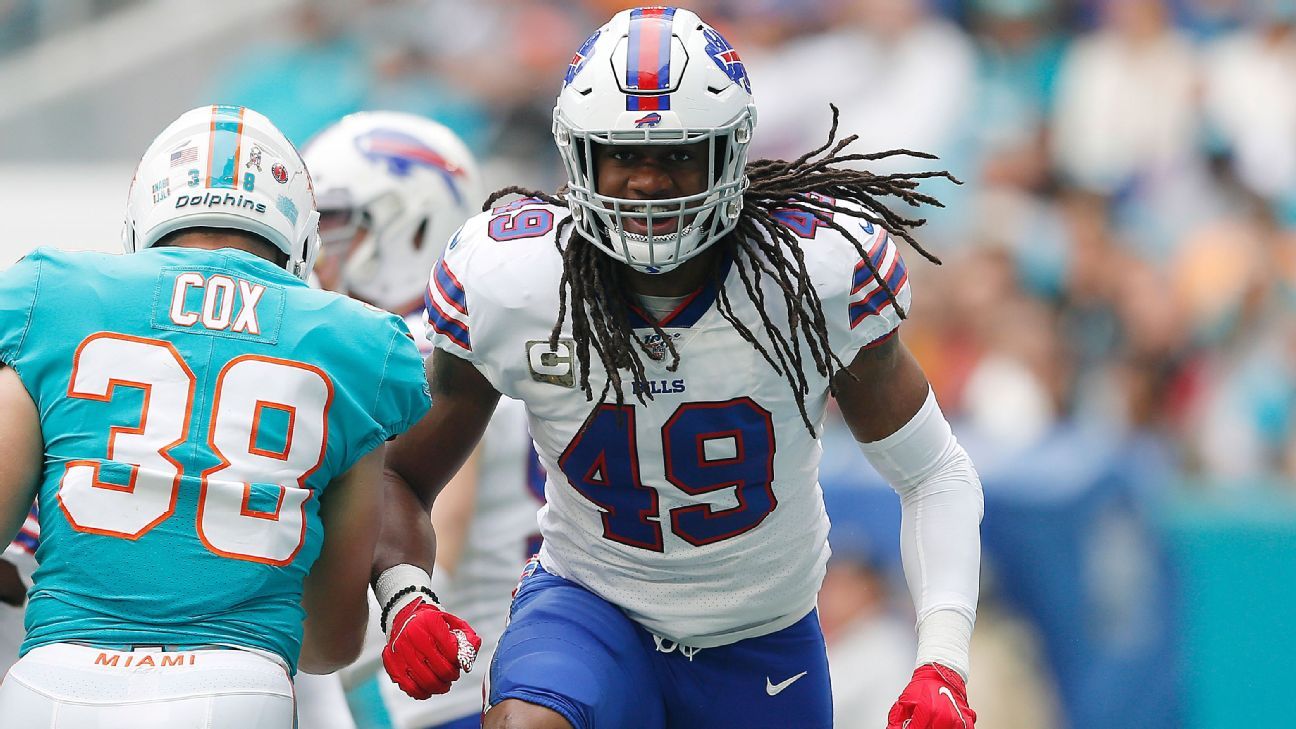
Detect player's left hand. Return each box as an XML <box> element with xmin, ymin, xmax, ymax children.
<box><xmin>886</xmin><ymin>663</ymin><xmax>976</xmax><ymax>729</ymax></box>
<box><xmin>382</xmin><ymin>597</ymin><xmax>482</xmax><ymax>699</ymax></box>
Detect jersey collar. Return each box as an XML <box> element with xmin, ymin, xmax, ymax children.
<box><xmin>626</xmin><ymin>255</ymin><xmax>733</xmax><ymax>330</ymax></box>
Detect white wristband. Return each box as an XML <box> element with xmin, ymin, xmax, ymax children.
<box><xmin>916</xmin><ymin>608</ymin><xmax>974</xmax><ymax>681</ymax></box>
<box><xmin>374</xmin><ymin>564</ymin><xmax>435</xmax><ymax>635</ymax></box>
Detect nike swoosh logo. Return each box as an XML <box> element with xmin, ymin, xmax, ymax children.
<box><xmin>765</xmin><ymin>671</ymin><xmax>808</xmax><ymax>696</ymax></box>
<box><xmin>939</xmin><ymin>686</ymin><xmax>967</xmax><ymax>728</ymax></box>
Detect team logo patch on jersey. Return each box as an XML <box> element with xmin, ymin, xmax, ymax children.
<box><xmin>702</xmin><ymin>28</ymin><xmax>751</xmax><ymax>93</ymax></box>
<box><xmin>635</xmin><ymin>112</ymin><xmax>663</xmax><ymax>128</ymax></box>
<box><xmin>564</xmin><ymin>29</ymin><xmax>600</xmax><ymax>87</ymax></box>
<box><xmin>527</xmin><ymin>339</ymin><xmax>576</xmax><ymax>388</ymax></box>
<box><xmin>639</xmin><ymin>331</ymin><xmax>681</xmax><ymax>361</ymax></box>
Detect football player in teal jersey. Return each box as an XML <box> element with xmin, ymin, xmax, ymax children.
<box><xmin>306</xmin><ymin>111</ymin><xmax>546</xmax><ymax>729</ymax></box>
<box><xmin>0</xmin><ymin>105</ymin><xmax>475</xmax><ymax>728</ymax></box>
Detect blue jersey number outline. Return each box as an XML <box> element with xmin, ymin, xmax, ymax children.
<box><xmin>558</xmin><ymin>397</ymin><xmax>777</xmax><ymax>551</ymax></box>
<box><xmin>488</xmin><ymin>199</ymin><xmax>555</xmax><ymax>241</ymax></box>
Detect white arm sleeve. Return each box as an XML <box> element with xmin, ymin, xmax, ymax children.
<box><xmin>857</xmin><ymin>388</ymin><xmax>983</xmax><ymax>680</ymax></box>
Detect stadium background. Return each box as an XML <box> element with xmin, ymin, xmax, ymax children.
<box><xmin>1</xmin><ymin>0</ymin><xmax>1294</xmax><ymax>727</ymax></box>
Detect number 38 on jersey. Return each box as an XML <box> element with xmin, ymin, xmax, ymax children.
<box><xmin>59</xmin><ymin>332</ymin><xmax>329</xmax><ymax>565</ymax></box>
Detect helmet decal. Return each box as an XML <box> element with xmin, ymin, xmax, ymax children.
<box><xmin>354</xmin><ymin>128</ymin><xmax>465</xmax><ymax>204</ymax></box>
<box><xmin>276</xmin><ymin>195</ymin><xmax>299</xmax><ymax>225</ymax></box>
<box><xmin>634</xmin><ymin>112</ymin><xmax>663</xmax><ymax>128</ymax></box>
<box><xmin>206</xmin><ymin>105</ymin><xmax>247</xmax><ymax>190</ymax></box>
<box><xmin>624</xmin><ymin>6</ymin><xmax>677</xmax><ymax>111</ymax></box>
<box><xmin>703</xmin><ymin>27</ymin><xmax>750</xmax><ymax>93</ymax></box>
<box><xmin>564</xmin><ymin>29</ymin><xmax>601</xmax><ymax>87</ymax></box>
<box><xmin>169</xmin><ymin>144</ymin><xmax>198</xmax><ymax>167</ymax></box>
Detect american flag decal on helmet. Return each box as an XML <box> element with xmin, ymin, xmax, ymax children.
<box><xmin>625</xmin><ymin>6</ymin><xmax>676</xmax><ymax>111</ymax></box>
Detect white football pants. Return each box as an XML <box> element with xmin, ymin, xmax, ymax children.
<box><xmin>0</xmin><ymin>643</ymin><xmax>295</xmax><ymax>728</ymax></box>
<box><xmin>294</xmin><ymin>670</ymin><xmax>358</xmax><ymax>729</ymax></box>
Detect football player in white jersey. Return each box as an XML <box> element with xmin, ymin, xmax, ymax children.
<box><xmin>305</xmin><ymin>111</ymin><xmax>544</xmax><ymax>729</ymax></box>
<box><xmin>372</xmin><ymin>7</ymin><xmax>983</xmax><ymax>729</ymax></box>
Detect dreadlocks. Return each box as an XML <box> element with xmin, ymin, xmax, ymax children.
<box><xmin>483</xmin><ymin>105</ymin><xmax>959</xmax><ymax>434</ymax></box>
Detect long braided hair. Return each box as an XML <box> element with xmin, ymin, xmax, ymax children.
<box><xmin>484</xmin><ymin>106</ymin><xmax>958</xmax><ymax>434</ymax></box>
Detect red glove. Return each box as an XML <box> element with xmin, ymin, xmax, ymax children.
<box><xmin>886</xmin><ymin>663</ymin><xmax>976</xmax><ymax>729</ymax></box>
<box><xmin>381</xmin><ymin>597</ymin><xmax>482</xmax><ymax>699</ymax></box>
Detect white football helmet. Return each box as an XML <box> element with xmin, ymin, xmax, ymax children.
<box><xmin>123</xmin><ymin>105</ymin><xmax>321</xmax><ymax>279</ymax></box>
<box><xmin>301</xmin><ymin>111</ymin><xmax>482</xmax><ymax>310</ymax></box>
<box><xmin>554</xmin><ymin>6</ymin><xmax>757</xmax><ymax>274</ymax></box>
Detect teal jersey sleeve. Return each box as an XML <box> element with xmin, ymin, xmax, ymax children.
<box><xmin>371</xmin><ymin>319</ymin><xmax>431</xmax><ymax>443</ymax></box>
<box><xmin>0</xmin><ymin>252</ymin><xmax>43</xmax><ymax>367</ymax></box>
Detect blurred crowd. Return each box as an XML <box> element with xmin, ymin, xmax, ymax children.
<box><xmin>6</xmin><ymin>1</ymin><xmax>1291</xmax><ymax>485</ymax></box>
<box><xmin>189</xmin><ymin>0</ymin><xmax>1296</xmax><ymax>489</ymax></box>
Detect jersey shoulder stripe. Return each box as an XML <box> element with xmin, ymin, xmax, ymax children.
<box><xmin>426</xmin><ymin>257</ymin><xmax>471</xmax><ymax>351</ymax></box>
<box><xmin>791</xmin><ymin>198</ymin><xmax>913</xmax><ymax>357</ymax></box>
<box><xmin>423</xmin><ymin>202</ymin><xmax>567</xmax><ymax>362</ymax></box>
<box><xmin>849</xmin><ymin>227</ymin><xmax>908</xmax><ymax>328</ymax></box>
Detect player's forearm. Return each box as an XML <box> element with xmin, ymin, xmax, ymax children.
<box><xmin>897</xmin><ymin>473</ymin><xmax>981</xmax><ymax>678</ymax></box>
<box><xmin>372</xmin><ymin>469</ymin><xmax>439</xmax><ymax>579</ymax></box>
<box><xmin>299</xmin><ymin>597</ymin><xmax>368</xmax><ymax>674</ymax></box>
<box><xmin>0</xmin><ymin>366</ymin><xmax>44</xmax><ymax>547</ymax></box>
<box><xmin>857</xmin><ymin>388</ymin><xmax>983</xmax><ymax>679</ymax></box>
<box><xmin>428</xmin><ymin>448</ymin><xmax>482</xmax><ymax>576</ymax></box>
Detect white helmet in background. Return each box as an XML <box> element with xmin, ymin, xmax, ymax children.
<box><xmin>302</xmin><ymin>111</ymin><xmax>482</xmax><ymax>311</ymax></box>
<box><xmin>553</xmin><ymin>6</ymin><xmax>757</xmax><ymax>274</ymax></box>
<box><xmin>123</xmin><ymin>105</ymin><xmax>321</xmax><ymax>280</ymax></box>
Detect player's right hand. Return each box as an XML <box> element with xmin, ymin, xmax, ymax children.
<box><xmin>382</xmin><ymin>597</ymin><xmax>482</xmax><ymax>699</ymax></box>
<box><xmin>886</xmin><ymin>663</ymin><xmax>976</xmax><ymax>729</ymax></box>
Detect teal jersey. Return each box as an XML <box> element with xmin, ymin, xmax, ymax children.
<box><xmin>0</xmin><ymin>247</ymin><xmax>429</xmax><ymax>671</ymax></box>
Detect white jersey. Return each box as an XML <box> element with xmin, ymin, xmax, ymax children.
<box><xmin>425</xmin><ymin>199</ymin><xmax>910</xmax><ymax>648</ymax></box>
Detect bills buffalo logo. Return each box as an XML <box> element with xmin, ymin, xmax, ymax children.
<box><xmin>634</xmin><ymin>112</ymin><xmax>662</xmax><ymax>128</ymax></box>
<box><xmin>271</xmin><ymin>163</ymin><xmax>288</xmax><ymax>184</ymax></box>
<box><xmin>702</xmin><ymin>28</ymin><xmax>751</xmax><ymax>93</ymax></box>
<box><xmin>354</xmin><ymin>128</ymin><xmax>465</xmax><ymax>204</ymax></box>
<box><xmin>564</xmin><ymin>30</ymin><xmax>601</xmax><ymax>87</ymax></box>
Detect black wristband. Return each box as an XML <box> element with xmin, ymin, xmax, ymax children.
<box><xmin>380</xmin><ymin>585</ymin><xmax>439</xmax><ymax>633</ymax></box>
